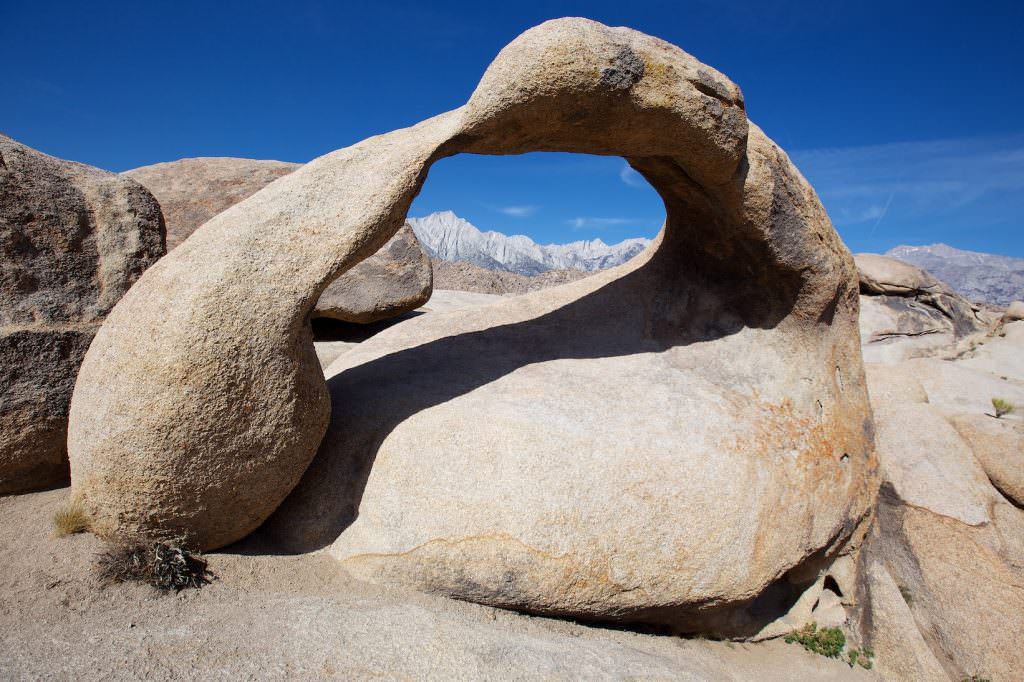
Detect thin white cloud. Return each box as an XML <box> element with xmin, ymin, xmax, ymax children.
<box><xmin>619</xmin><ymin>162</ymin><xmax>646</xmax><ymax>188</ymax></box>
<box><xmin>496</xmin><ymin>205</ymin><xmax>537</xmax><ymax>217</ymax></box>
<box><xmin>791</xmin><ymin>133</ymin><xmax>1024</xmax><ymax>229</ymax></box>
<box><xmin>566</xmin><ymin>217</ymin><xmax>637</xmax><ymax>231</ymax></box>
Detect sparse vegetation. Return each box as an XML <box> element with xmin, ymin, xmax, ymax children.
<box><xmin>96</xmin><ymin>538</ymin><xmax>212</xmax><ymax>592</ymax></box>
<box><xmin>52</xmin><ymin>499</ymin><xmax>89</xmax><ymax>537</ymax></box>
<box><xmin>785</xmin><ymin>623</ymin><xmax>874</xmax><ymax>669</ymax></box>
<box><xmin>847</xmin><ymin>647</ymin><xmax>874</xmax><ymax>670</ymax></box>
<box><xmin>962</xmin><ymin>676</ymin><xmax>991</xmax><ymax>682</ymax></box>
<box><xmin>784</xmin><ymin>622</ymin><xmax>846</xmax><ymax>658</ymax></box>
<box><xmin>898</xmin><ymin>585</ymin><xmax>914</xmax><ymax>606</ymax></box>
<box><xmin>991</xmin><ymin>397</ymin><xmax>1015</xmax><ymax>418</ymax></box>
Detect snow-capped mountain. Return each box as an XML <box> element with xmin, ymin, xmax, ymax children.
<box><xmin>408</xmin><ymin>210</ymin><xmax>651</xmax><ymax>276</ymax></box>
<box><xmin>887</xmin><ymin>243</ymin><xmax>1024</xmax><ymax>307</ymax></box>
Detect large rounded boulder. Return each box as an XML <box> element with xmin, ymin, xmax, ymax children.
<box><xmin>0</xmin><ymin>134</ymin><xmax>165</xmax><ymax>494</ymax></box>
<box><xmin>69</xmin><ymin>19</ymin><xmax>877</xmax><ymax>635</ymax></box>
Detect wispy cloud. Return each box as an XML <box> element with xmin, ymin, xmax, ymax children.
<box><xmin>791</xmin><ymin>133</ymin><xmax>1024</xmax><ymax>231</ymax></box>
<box><xmin>619</xmin><ymin>162</ymin><xmax>646</xmax><ymax>188</ymax></box>
<box><xmin>495</xmin><ymin>205</ymin><xmax>538</xmax><ymax>217</ymax></box>
<box><xmin>566</xmin><ymin>217</ymin><xmax>637</xmax><ymax>231</ymax></box>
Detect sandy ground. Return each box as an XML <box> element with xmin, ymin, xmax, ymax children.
<box><xmin>0</xmin><ymin>488</ymin><xmax>875</xmax><ymax>680</ymax></box>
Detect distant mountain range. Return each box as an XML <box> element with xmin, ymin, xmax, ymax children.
<box><xmin>409</xmin><ymin>210</ymin><xmax>651</xmax><ymax>276</ymax></box>
<box><xmin>887</xmin><ymin>243</ymin><xmax>1024</xmax><ymax>308</ymax></box>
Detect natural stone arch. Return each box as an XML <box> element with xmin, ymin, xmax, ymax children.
<box><xmin>69</xmin><ymin>19</ymin><xmax>877</xmax><ymax>632</ymax></box>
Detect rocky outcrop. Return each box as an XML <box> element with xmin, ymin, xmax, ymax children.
<box><xmin>0</xmin><ymin>134</ymin><xmax>165</xmax><ymax>494</ymax></box>
<box><xmin>856</xmin><ymin>253</ymin><xmax>986</xmax><ymax>363</ymax></box>
<box><xmin>1005</xmin><ymin>300</ymin><xmax>1024</xmax><ymax>321</ymax></box>
<box><xmin>859</xmin><ymin>324</ymin><xmax>1024</xmax><ymax>680</ymax></box>
<box><xmin>125</xmin><ymin>157</ymin><xmax>432</xmax><ymax>324</ymax></box>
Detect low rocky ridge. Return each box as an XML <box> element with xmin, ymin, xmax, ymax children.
<box><xmin>887</xmin><ymin>243</ymin><xmax>1024</xmax><ymax>307</ymax></box>
<box><xmin>431</xmin><ymin>257</ymin><xmax>586</xmax><ymax>294</ymax></box>
<box><xmin>410</xmin><ymin>209</ymin><xmax>651</xmax><ymax>275</ymax></box>
<box><xmin>125</xmin><ymin>157</ymin><xmax>432</xmax><ymax>324</ymax></box>
<box><xmin>0</xmin><ymin>134</ymin><xmax>165</xmax><ymax>494</ymax></box>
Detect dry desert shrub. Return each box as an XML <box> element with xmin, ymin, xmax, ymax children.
<box><xmin>96</xmin><ymin>538</ymin><xmax>212</xmax><ymax>592</ymax></box>
<box><xmin>52</xmin><ymin>499</ymin><xmax>90</xmax><ymax>537</ymax></box>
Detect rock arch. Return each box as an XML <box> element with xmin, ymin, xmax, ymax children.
<box><xmin>68</xmin><ymin>18</ymin><xmax>876</xmax><ymax>632</ymax></box>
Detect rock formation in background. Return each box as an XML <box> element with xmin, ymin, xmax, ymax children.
<box><xmin>125</xmin><ymin>157</ymin><xmax>432</xmax><ymax>324</ymax></box>
<box><xmin>431</xmin><ymin>257</ymin><xmax>586</xmax><ymax>295</ymax></box>
<box><xmin>55</xmin><ymin>16</ymin><xmax>878</xmax><ymax>636</ymax></box>
<box><xmin>887</xmin><ymin>243</ymin><xmax>1024</xmax><ymax>307</ymax></box>
<box><xmin>410</xmin><ymin>210</ymin><xmax>651</xmax><ymax>275</ymax></box>
<box><xmin>855</xmin><ymin>253</ymin><xmax>986</xmax><ymax>363</ymax></box>
<box><xmin>858</xmin><ymin>317</ymin><xmax>1024</xmax><ymax>680</ymax></box>
<box><xmin>0</xmin><ymin>134</ymin><xmax>165</xmax><ymax>494</ymax></box>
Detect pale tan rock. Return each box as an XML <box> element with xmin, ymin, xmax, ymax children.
<box><xmin>948</xmin><ymin>413</ymin><xmax>1024</xmax><ymax>506</ymax></box>
<box><xmin>266</xmin><ymin>19</ymin><xmax>876</xmax><ymax>635</ymax></box>
<box><xmin>864</xmin><ymin>362</ymin><xmax>930</xmax><ymax>406</ymax></box>
<box><xmin>906</xmin><ymin>356</ymin><xmax>1024</xmax><ymax>419</ymax></box>
<box><xmin>957</xmin><ymin>320</ymin><xmax>1024</xmax><ymax>383</ymax></box>
<box><xmin>856</xmin><ymin>254</ymin><xmax>985</xmax><ymax>364</ymax></box>
<box><xmin>419</xmin><ymin>288</ymin><xmax>505</xmax><ymax>313</ymax></box>
<box><xmin>866</xmin><ymin>361</ymin><xmax>1024</xmax><ymax>680</ymax></box>
<box><xmin>872</xmin><ymin>501</ymin><xmax>1024</xmax><ymax>681</ymax></box>
<box><xmin>1004</xmin><ymin>300</ymin><xmax>1024</xmax><ymax>321</ymax></box>
<box><xmin>0</xmin><ymin>134</ymin><xmax>165</xmax><ymax>494</ymax></box>
<box><xmin>861</xmin><ymin>558</ymin><xmax>950</xmax><ymax>682</ymax></box>
<box><xmin>872</xmin><ymin>401</ymin><xmax>997</xmax><ymax>525</ymax></box>
<box><xmin>125</xmin><ymin>157</ymin><xmax>433</xmax><ymax>325</ymax></box>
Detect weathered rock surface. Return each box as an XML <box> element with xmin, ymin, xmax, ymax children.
<box><xmin>125</xmin><ymin>157</ymin><xmax>432</xmax><ymax>324</ymax></box>
<box><xmin>856</xmin><ymin>253</ymin><xmax>985</xmax><ymax>364</ymax></box>
<box><xmin>313</xmin><ymin>223</ymin><xmax>432</xmax><ymax>323</ymax></box>
<box><xmin>949</xmin><ymin>411</ymin><xmax>1024</xmax><ymax>507</ymax></box>
<box><xmin>862</xmin><ymin>334</ymin><xmax>1024</xmax><ymax>681</ymax></box>
<box><xmin>266</xmin><ymin>19</ymin><xmax>876</xmax><ymax>636</ymax></box>
<box><xmin>0</xmin><ymin>134</ymin><xmax>165</xmax><ymax>494</ymax></box>
<box><xmin>124</xmin><ymin>157</ymin><xmax>298</xmax><ymax>250</ymax></box>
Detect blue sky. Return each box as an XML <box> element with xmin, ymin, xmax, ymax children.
<box><xmin>3</xmin><ymin>1</ymin><xmax>1022</xmax><ymax>255</ymax></box>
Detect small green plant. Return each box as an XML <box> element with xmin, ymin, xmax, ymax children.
<box><xmin>991</xmin><ymin>397</ymin><xmax>1015</xmax><ymax>418</ymax></box>
<box><xmin>847</xmin><ymin>647</ymin><xmax>874</xmax><ymax>670</ymax></box>
<box><xmin>52</xmin><ymin>499</ymin><xmax>89</xmax><ymax>537</ymax></box>
<box><xmin>962</xmin><ymin>676</ymin><xmax>991</xmax><ymax>682</ymax></box>
<box><xmin>898</xmin><ymin>585</ymin><xmax>914</xmax><ymax>606</ymax></box>
<box><xmin>96</xmin><ymin>538</ymin><xmax>212</xmax><ymax>592</ymax></box>
<box><xmin>784</xmin><ymin>622</ymin><xmax>846</xmax><ymax>658</ymax></box>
